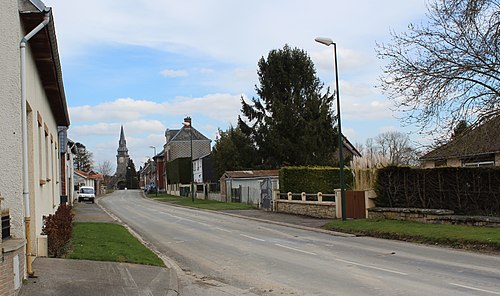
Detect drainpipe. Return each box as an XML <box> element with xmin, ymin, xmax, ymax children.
<box><xmin>20</xmin><ymin>12</ymin><xmax>51</xmax><ymax>277</ymax></box>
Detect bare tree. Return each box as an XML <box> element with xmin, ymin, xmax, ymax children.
<box><xmin>377</xmin><ymin>0</ymin><xmax>500</xmax><ymax>136</ymax></box>
<box><xmin>374</xmin><ymin>131</ymin><xmax>419</xmax><ymax>165</ymax></box>
<box><xmin>97</xmin><ymin>160</ymin><xmax>113</xmax><ymax>186</ymax></box>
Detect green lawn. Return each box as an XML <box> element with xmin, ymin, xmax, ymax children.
<box><xmin>147</xmin><ymin>193</ymin><xmax>256</xmax><ymax>210</ymax></box>
<box><xmin>325</xmin><ymin>219</ymin><xmax>500</xmax><ymax>252</ymax></box>
<box><xmin>67</xmin><ymin>222</ymin><xmax>165</xmax><ymax>267</ymax></box>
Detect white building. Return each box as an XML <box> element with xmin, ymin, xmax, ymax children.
<box><xmin>0</xmin><ymin>0</ymin><xmax>70</xmax><ymax>294</ymax></box>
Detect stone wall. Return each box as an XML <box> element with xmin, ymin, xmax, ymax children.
<box><xmin>275</xmin><ymin>200</ymin><xmax>336</xmax><ymax>219</ymax></box>
<box><xmin>368</xmin><ymin>207</ymin><xmax>500</xmax><ymax>227</ymax></box>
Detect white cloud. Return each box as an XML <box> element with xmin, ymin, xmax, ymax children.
<box><xmin>69</xmin><ymin>94</ymin><xmax>242</xmax><ymax>125</ymax></box>
<box><xmin>160</xmin><ymin>69</ymin><xmax>188</xmax><ymax>78</ymax></box>
<box><xmin>312</xmin><ymin>47</ymin><xmax>371</xmax><ymax>74</ymax></box>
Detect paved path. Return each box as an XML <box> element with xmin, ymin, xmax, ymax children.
<box><xmin>19</xmin><ymin>198</ymin><xmax>177</xmax><ymax>296</ymax></box>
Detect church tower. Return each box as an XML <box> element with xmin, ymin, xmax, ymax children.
<box><xmin>111</xmin><ymin>125</ymin><xmax>130</xmax><ymax>189</ymax></box>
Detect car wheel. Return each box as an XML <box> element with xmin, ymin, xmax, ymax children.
<box><xmin>91</xmin><ymin>198</ymin><xmax>95</xmax><ymax>204</ymax></box>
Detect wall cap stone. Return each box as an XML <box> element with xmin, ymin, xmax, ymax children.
<box><xmin>2</xmin><ymin>238</ymin><xmax>26</xmax><ymax>253</ymax></box>
<box><xmin>368</xmin><ymin>207</ymin><xmax>454</xmax><ymax>215</ymax></box>
<box><xmin>276</xmin><ymin>200</ymin><xmax>335</xmax><ymax>206</ymax></box>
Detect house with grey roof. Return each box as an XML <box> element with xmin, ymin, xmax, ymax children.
<box><xmin>420</xmin><ymin>117</ymin><xmax>500</xmax><ymax>167</ymax></box>
<box><xmin>163</xmin><ymin>117</ymin><xmax>212</xmax><ymax>195</ymax></box>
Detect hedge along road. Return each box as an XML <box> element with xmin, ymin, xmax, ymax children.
<box><xmin>100</xmin><ymin>190</ymin><xmax>500</xmax><ymax>296</ymax></box>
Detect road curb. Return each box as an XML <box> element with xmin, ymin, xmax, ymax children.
<box><xmin>96</xmin><ymin>196</ymin><xmax>180</xmax><ymax>296</ymax></box>
<box><xmin>142</xmin><ymin>193</ymin><xmax>355</xmax><ymax>238</ymax></box>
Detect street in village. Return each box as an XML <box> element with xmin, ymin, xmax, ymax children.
<box><xmin>99</xmin><ymin>190</ymin><xmax>500</xmax><ymax>296</ymax></box>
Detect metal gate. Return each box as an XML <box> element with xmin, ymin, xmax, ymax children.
<box><xmin>261</xmin><ymin>178</ymin><xmax>272</xmax><ymax>210</ymax></box>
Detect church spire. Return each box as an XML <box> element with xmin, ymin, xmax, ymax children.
<box><xmin>117</xmin><ymin>125</ymin><xmax>128</xmax><ymax>155</ymax></box>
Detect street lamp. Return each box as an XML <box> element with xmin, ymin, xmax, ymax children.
<box><xmin>315</xmin><ymin>37</ymin><xmax>347</xmax><ymax>221</ymax></box>
<box><xmin>183</xmin><ymin>118</ymin><xmax>195</xmax><ymax>202</ymax></box>
<box><xmin>149</xmin><ymin>146</ymin><xmax>158</xmax><ymax>196</ymax></box>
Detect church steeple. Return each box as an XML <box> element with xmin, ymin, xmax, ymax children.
<box><xmin>117</xmin><ymin>125</ymin><xmax>128</xmax><ymax>156</ymax></box>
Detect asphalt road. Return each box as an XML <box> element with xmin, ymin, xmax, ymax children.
<box><xmin>100</xmin><ymin>190</ymin><xmax>500</xmax><ymax>296</ymax></box>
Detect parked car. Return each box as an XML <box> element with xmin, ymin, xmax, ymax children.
<box><xmin>144</xmin><ymin>183</ymin><xmax>157</xmax><ymax>194</ymax></box>
<box><xmin>78</xmin><ymin>186</ymin><xmax>95</xmax><ymax>203</ymax></box>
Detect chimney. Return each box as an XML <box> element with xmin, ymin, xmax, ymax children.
<box><xmin>184</xmin><ymin>116</ymin><xmax>192</xmax><ymax>127</ymax></box>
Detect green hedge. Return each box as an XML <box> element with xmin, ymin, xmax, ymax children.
<box><xmin>375</xmin><ymin>166</ymin><xmax>500</xmax><ymax>216</ymax></box>
<box><xmin>279</xmin><ymin>166</ymin><xmax>353</xmax><ymax>194</ymax></box>
<box><xmin>166</xmin><ymin>157</ymin><xmax>191</xmax><ymax>184</ymax></box>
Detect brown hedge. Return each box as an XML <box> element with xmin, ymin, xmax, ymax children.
<box><xmin>42</xmin><ymin>204</ymin><xmax>74</xmax><ymax>257</ymax></box>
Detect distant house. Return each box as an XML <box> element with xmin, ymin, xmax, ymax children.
<box><xmin>338</xmin><ymin>134</ymin><xmax>362</xmax><ymax>161</ymax></box>
<box><xmin>0</xmin><ymin>0</ymin><xmax>70</xmax><ymax>292</ymax></box>
<box><xmin>164</xmin><ymin>117</ymin><xmax>211</xmax><ymax>195</ymax></box>
<box><xmin>153</xmin><ymin>150</ymin><xmax>165</xmax><ymax>191</ymax></box>
<box><xmin>421</xmin><ymin>117</ymin><xmax>500</xmax><ymax>168</ymax></box>
<box><xmin>74</xmin><ymin>170</ymin><xmax>105</xmax><ymax>197</ymax></box>
<box><xmin>220</xmin><ymin>170</ymin><xmax>279</xmax><ymax>207</ymax></box>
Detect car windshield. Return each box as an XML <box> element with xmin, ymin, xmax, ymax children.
<box><xmin>80</xmin><ymin>188</ymin><xmax>94</xmax><ymax>194</ymax></box>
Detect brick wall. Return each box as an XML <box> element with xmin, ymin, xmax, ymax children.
<box><xmin>0</xmin><ymin>242</ymin><xmax>25</xmax><ymax>296</ymax></box>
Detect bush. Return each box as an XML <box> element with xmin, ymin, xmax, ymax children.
<box><xmin>279</xmin><ymin>166</ymin><xmax>353</xmax><ymax>194</ymax></box>
<box><xmin>42</xmin><ymin>204</ymin><xmax>74</xmax><ymax>257</ymax></box>
<box><xmin>375</xmin><ymin>166</ymin><xmax>500</xmax><ymax>216</ymax></box>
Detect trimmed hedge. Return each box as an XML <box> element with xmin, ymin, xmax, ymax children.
<box><xmin>375</xmin><ymin>166</ymin><xmax>500</xmax><ymax>216</ymax></box>
<box><xmin>279</xmin><ymin>166</ymin><xmax>353</xmax><ymax>194</ymax></box>
<box><xmin>166</xmin><ymin>157</ymin><xmax>191</xmax><ymax>184</ymax></box>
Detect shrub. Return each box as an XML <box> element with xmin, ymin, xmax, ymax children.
<box><xmin>375</xmin><ymin>166</ymin><xmax>500</xmax><ymax>216</ymax></box>
<box><xmin>42</xmin><ymin>204</ymin><xmax>74</xmax><ymax>257</ymax></box>
<box><xmin>279</xmin><ymin>166</ymin><xmax>353</xmax><ymax>194</ymax></box>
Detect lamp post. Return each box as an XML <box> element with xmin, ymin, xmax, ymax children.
<box><xmin>315</xmin><ymin>37</ymin><xmax>346</xmax><ymax>221</ymax></box>
<box><xmin>149</xmin><ymin>146</ymin><xmax>158</xmax><ymax>196</ymax></box>
<box><xmin>183</xmin><ymin>118</ymin><xmax>195</xmax><ymax>202</ymax></box>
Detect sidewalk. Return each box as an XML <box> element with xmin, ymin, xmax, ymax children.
<box><xmin>19</xmin><ymin>200</ymin><xmax>178</xmax><ymax>296</ymax></box>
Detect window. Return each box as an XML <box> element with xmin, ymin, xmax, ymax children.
<box><xmin>462</xmin><ymin>154</ymin><xmax>495</xmax><ymax>167</ymax></box>
<box><xmin>463</xmin><ymin>161</ymin><xmax>494</xmax><ymax>167</ymax></box>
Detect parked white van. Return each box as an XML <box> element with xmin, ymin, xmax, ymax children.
<box><xmin>78</xmin><ymin>186</ymin><xmax>95</xmax><ymax>203</ymax></box>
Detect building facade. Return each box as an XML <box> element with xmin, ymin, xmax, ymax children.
<box><xmin>1</xmin><ymin>1</ymin><xmax>70</xmax><ymax>294</ymax></box>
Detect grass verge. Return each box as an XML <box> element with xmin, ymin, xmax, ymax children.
<box><xmin>147</xmin><ymin>193</ymin><xmax>256</xmax><ymax>210</ymax></box>
<box><xmin>66</xmin><ymin>222</ymin><xmax>165</xmax><ymax>267</ymax></box>
<box><xmin>325</xmin><ymin>219</ymin><xmax>500</xmax><ymax>252</ymax></box>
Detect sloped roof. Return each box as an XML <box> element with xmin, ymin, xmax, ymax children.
<box><xmin>223</xmin><ymin>170</ymin><xmax>279</xmax><ymax>179</ymax></box>
<box><xmin>19</xmin><ymin>0</ymin><xmax>70</xmax><ymax>126</ymax></box>
<box><xmin>167</xmin><ymin>126</ymin><xmax>210</xmax><ymax>143</ymax></box>
<box><xmin>75</xmin><ymin>170</ymin><xmax>104</xmax><ymax>181</ymax></box>
<box><xmin>342</xmin><ymin>134</ymin><xmax>361</xmax><ymax>157</ymax></box>
<box><xmin>421</xmin><ymin>117</ymin><xmax>500</xmax><ymax>160</ymax></box>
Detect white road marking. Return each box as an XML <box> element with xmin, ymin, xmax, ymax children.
<box><xmin>216</xmin><ymin>227</ymin><xmax>232</xmax><ymax>233</ymax></box>
<box><xmin>449</xmin><ymin>283</ymin><xmax>500</xmax><ymax>295</ymax></box>
<box><xmin>240</xmin><ymin>234</ymin><xmax>266</xmax><ymax>242</ymax></box>
<box><xmin>275</xmin><ymin>244</ymin><xmax>317</xmax><ymax>256</ymax></box>
<box><xmin>197</xmin><ymin>221</ymin><xmax>211</xmax><ymax>227</ymax></box>
<box><xmin>334</xmin><ymin>258</ymin><xmax>408</xmax><ymax>275</ymax></box>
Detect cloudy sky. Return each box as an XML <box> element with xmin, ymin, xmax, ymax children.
<box><xmin>43</xmin><ymin>0</ymin><xmax>429</xmax><ymax>171</ymax></box>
